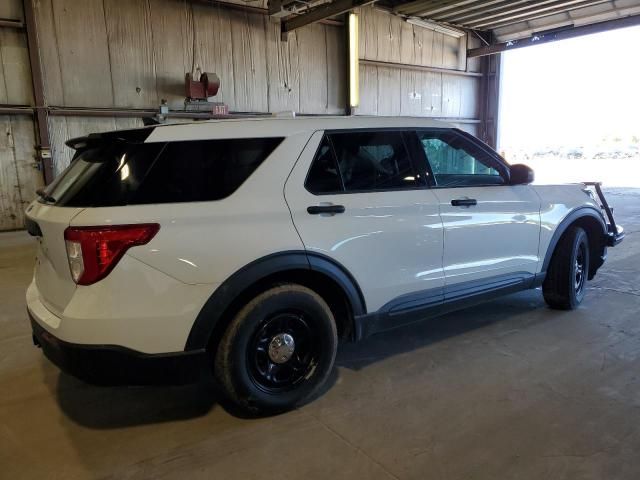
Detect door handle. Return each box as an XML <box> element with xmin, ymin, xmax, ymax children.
<box><xmin>451</xmin><ymin>198</ymin><xmax>477</xmax><ymax>207</ymax></box>
<box><xmin>307</xmin><ymin>204</ymin><xmax>345</xmax><ymax>215</ymax></box>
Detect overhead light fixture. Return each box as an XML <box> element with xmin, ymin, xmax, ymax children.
<box><xmin>406</xmin><ymin>17</ymin><xmax>465</xmax><ymax>38</ymax></box>
<box><xmin>348</xmin><ymin>12</ymin><xmax>359</xmax><ymax>109</ymax></box>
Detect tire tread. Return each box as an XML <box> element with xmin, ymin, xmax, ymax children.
<box><xmin>542</xmin><ymin>226</ymin><xmax>589</xmax><ymax>310</ymax></box>
<box><xmin>214</xmin><ymin>283</ymin><xmax>337</xmax><ymax>414</ymax></box>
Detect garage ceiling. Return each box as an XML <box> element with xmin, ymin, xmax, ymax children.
<box><xmin>275</xmin><ymin>0</ymin><xmax>640</xmax><ymax>54</ymax></box>
<box><xmin>391</xmin><ymin>0</ymin><xmax>640</xmax><ymax>42</ymax></box>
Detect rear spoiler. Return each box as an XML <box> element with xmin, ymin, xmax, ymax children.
<box><xmin>583</xmin><ymin>182</ymin><xmax>624</xmax><ymax>246</ymax></box>
<box><xmin>66</xmin><ymin>127</ymin><xmax>155</xmax><ymax>150</ymax></box>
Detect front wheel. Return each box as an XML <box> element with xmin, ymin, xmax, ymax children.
<box><xmin>543</xmin><ymin>226</ymin><xmax>590</xmax><ymax>310</ymax></box>
<box><xmin>214</xmin><ymin>284</ymin><xmax>337</xmax><ymax>415</ymax></box>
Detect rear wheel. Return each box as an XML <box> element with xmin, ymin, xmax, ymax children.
<box><xmin>214</xmin><ymin>284</ymin><xmax>337</xmax><ymax>414</ymax></box>
<box><xmin>543</xmin><ymin>226</ymin><xmax>590</xmax><ymax>310</ymax></box>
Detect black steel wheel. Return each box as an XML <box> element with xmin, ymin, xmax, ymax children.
<box><xmin>574</xmin><ymin>241</ymin><xmax>587</xmax><ymax>296</ymax></box>
<box><xmin>248</xmin><ymin>311</ymin><xmax>319</xmax><ymax>393</ymax></box>
<box><xmin>215</xmin><ymin>284</ymin><xmax>337</xmax><ymax>415</ymax></box>
<box><xmin>543</xmin><ymin>226</ymin><xmax>590</xmax><ymax>310</ymax></box>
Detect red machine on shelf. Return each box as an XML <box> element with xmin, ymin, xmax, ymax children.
<box><xmin>184</xmin><ymin>71</ymin><xmax>228</xmax><ymax>115</ymax></box>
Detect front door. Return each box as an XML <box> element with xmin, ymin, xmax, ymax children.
<box><xmin>284</xmin><ymin>130</ymin><xmax>445</xmax><ymax>313</ymax></box>
<box><xmin>415</xmin><ymin>129</ymin><xmax>541</xmax><ymax>290</ymax></box>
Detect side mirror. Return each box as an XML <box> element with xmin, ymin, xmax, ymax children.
<box><xmin>509</xmin><ymin>164</ymin><xmax>534</xmax><ymax>185</ymax></box>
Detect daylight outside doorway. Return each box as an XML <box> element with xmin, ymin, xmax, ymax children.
<box><xmin>498</xmin><ymin>26</ymin><xmax>640</xmax><ymax>188</ymax></box>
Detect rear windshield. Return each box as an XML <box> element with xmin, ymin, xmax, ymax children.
<box><xmin>44</xmin><ymin>137</ymin><xmax>283</xmax><ymax>207</ymax></box>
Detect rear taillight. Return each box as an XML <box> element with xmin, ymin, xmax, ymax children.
<box><xmin>64</xmin><ymin>224</ymin><xmax>160</xmax><ymax>285</ymax></box>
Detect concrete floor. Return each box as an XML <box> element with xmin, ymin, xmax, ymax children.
<box><xmin>1</xmin><ymin>188</ymin><xmax>639</xmax><ymax>480</ymax></box>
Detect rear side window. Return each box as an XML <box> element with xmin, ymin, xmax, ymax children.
<box><xmin>46</xmin><ymin>137</ymin><xmax>282</xmax><ymax>207</ymax></box>
<box><xmin>132</xmin><ymin>138</ymin><xmax>281</xmax><ymax>204</ymax></box>
<box><xmin>305</xmin><ymin>131</ymin><xmax>419</xmax><ymax>194</ymax></box>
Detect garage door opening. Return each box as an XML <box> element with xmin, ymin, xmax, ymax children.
<box><xmin>498</xmin><ymin>26</ymin><xmax>640</xmax><ymax>187</ymax></box>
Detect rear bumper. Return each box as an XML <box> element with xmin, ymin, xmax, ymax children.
<box><xmin>30</xmin><ymin>312</ymin><xmax>208</xmax><ymax>386</ymax></box>
<box><xmin>25</xmin><ymin>254</ymin><xmax>216</xmax><ymax>353</ymax></box>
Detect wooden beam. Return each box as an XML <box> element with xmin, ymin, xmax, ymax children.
<box><xmin>282</xmin><ymin>0</ymin><xmax>376</xmax><ymax>34</ymax></box>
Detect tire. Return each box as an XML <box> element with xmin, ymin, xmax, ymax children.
<box><xmin>543</xmin><ymin>226</ymin><xmax>590</xmax><ymax>310</ymax></box>
<box><xmin>214</xmin><ymin>284</ymin><xmax>338</xmax><ymax>415</ymax></box>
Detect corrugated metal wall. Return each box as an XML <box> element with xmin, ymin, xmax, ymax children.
<box><xmin>36</xmin><ymin>0</ymin><xmax>346</xmax><ymax>176</ymax></box>
<box><xmin>357</xmin><ymin>7</ymin><xmax>482</xmax><ymax>135</ymax></box>
<box><xmin>0</xmin><ymin>0</ymin><xmax>485</xmax><ymax>231</ymax></box>
<box><xmin>0</xmin><ymin>0</ymin><xmax>42</xmax><ymax>230</ymax></box>
<box><xmin>37</xmin><ymin>0</ymin><xmax>345</xmax><ymax>114</ymax></box>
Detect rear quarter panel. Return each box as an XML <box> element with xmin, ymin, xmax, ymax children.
<box><xmin>68</xmin><ymin>132</ymin><xmax>313</xmax><ymax>285</ymax></box>
<box><xmin>532</xmin><ymin>184</ymin><xmax>604</xmax><ymax>272</ymax></box>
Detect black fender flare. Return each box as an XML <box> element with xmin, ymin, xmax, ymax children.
<box><xmin>540</xmin><ymin>206</ymin><xmax>607</xmax><ymax>275</ymax></box>
<box><xmin>184</xmin><ymin>251</ymin><xmax>366</xmax><ymax>351</ymax></box>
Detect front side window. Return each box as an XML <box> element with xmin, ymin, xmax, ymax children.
<box><xmin>306</xmin><ymin>131</ymin><xmax>420</xmax><ymax>194</ymax></box>
<box><xmin>330</xmin><ymin>131</ymin><xmax>418</xmax><ymax>192</ymax></box>
<box><xmin>417</xmin><ymin>130</ymin><xmax>505</xmax><ymax>187</ymax></box>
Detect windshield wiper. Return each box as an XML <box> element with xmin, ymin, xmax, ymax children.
<box><xmin>36</xmin><ymin>188</ymin><xmax>56</xmax><ymax>204</ymax></box>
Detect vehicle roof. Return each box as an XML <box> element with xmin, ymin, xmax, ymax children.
<box><xmin>145</xmin><ymin>115</ymin><xmax>455</xmax><ymax>143</ymax></box>
<box><xmin>66</xmin><ymin>116</ymin><xmax>456</xmax><ymax>149</ymax></box>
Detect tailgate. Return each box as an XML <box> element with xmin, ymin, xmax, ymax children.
<box><xmin>26</xmin><ymin>201</ymin><xmax>84</xmax><ymax>316</ymax></box>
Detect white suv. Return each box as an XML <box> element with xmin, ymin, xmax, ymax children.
<box><xmin>26</xmin><ymin>117</ymin><xmax>623</xmax><ymax>414</ymax></box>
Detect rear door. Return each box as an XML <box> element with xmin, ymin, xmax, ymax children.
<box><xmin>414</xmin><ymin>129</ymin><xmax>541</xmax><ymax>289</ymax></box>
<box><xmin>284</xmin><ymin>130</ymin><xmax>444</xmax><ymax>313</ymax></box>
